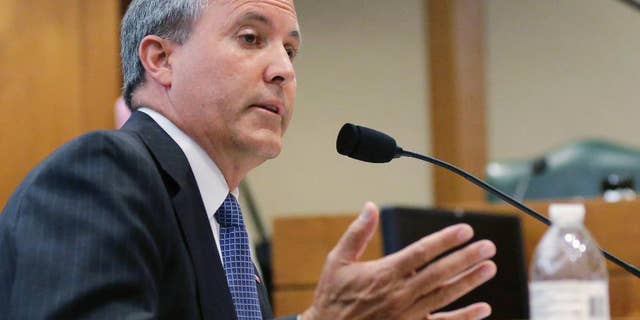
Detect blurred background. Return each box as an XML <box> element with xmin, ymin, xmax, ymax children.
<box><xmin>2</xmin><ymin>0</ymin><xmax>640</xmax><ymax>232</ymax></box>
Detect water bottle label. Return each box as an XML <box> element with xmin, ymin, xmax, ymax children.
<box><xmin>529</xmin><ymin>280</ymin><xmax>610</xmax><ymax>320</ymax></box>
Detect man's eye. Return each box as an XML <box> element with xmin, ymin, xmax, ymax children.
<box><xmin>241</xmin><ymin>34</ymin><xmax>258</xmax><ymax>44</ymax></box>
<box><xmin>286</xmin><ymin>47</ymin><xmax>297</xmax><ymax>60</ymax></box>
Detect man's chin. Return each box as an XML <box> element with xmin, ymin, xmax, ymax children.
<box><xmin>242</xmin><ymin>134</ymin><xmax>283</xmax><ymax>160</ymax></box>
<box><xmin>259</xmin><ymin>140</ymin><xmax>282</xmax><ymax>160</ymax></box>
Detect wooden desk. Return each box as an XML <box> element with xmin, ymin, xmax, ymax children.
<box><xmin>271</xmin><ymin>199</ymin><xmax>640</xmax><ymax>317</ymax></box>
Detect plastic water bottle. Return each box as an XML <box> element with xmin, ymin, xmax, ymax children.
<box><xmin>529</xmin><ymin>203</ymin><xmax>610</xmax><ymax>319</ymax></box>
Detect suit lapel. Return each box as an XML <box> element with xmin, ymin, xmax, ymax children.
<box><xmin>122</xmin><ymin>112</ymin><xmax>236</xmax><ymax>320</ymax></box>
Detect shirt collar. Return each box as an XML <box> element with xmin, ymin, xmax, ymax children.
<box><xmin>138</xmin><ymin>108</ymin><xmax>239</xmax><ymax>221</ymax></box>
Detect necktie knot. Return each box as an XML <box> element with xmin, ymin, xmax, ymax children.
<box><xmin>215</xmin><ymin>193</ymin><xmax>244</xmax><ymax>228</ymax></box>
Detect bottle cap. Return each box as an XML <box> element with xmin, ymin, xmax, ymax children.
<box><xmin>549</xmin><ymin>203</ymin><xmax>585</xmax><ymax>226</ymax></box>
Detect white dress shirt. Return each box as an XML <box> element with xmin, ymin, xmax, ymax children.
<box><xmin>139</xmin><ymin>107</ymin><xmax>238</xmax><ymax>264</ymax></box>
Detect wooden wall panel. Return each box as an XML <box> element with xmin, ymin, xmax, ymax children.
<box><xmin>427</xmin><ymin>0</ymin><xmax>487</xmax><ymax>205</ymax></box>
<box><xmin>79</xmin><ymin>0</ymin><xmax>121</xmax><ymax>132</ymax></box>
<box><xmin>0</xmin><ymin>0</ymin><xmax>120</xmax><ymax>206</ymax></box>
<box><xmin>273</xmin><ymin>289</ymin><xmax>315</xmax><ymax>317</ymax></box>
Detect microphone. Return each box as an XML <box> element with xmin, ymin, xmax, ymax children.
<box><xmin>513</xmin><ymin>157</ymin><xmax>548</xmax><ymax>201</ymax></box>
<box><xmin>336</xmin><ymin>123</ymin><xmax>402</xmax><ymax>163</ymax></box>
<box><xmin>336</xmin><ymin>123</ymin><xmax>640</xmax><ymax>278</ymax></box>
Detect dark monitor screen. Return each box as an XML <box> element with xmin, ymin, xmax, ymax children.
<box><xmin>380</xmin><ymin>207</ymin><xmax>529</xmax><ymax>319</ymax></box>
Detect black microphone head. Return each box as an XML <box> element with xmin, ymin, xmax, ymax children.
<box><xmin>336</xmin><ymin>123</ymin><xmax>399</xmax><ymax>163</ymax></box>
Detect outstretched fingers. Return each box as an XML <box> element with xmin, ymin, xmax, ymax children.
<box><xmin>383</xmin><ymin>224</ymin><xmax>475</xmax><ymax>276</ymax></box>
<box><xmin>409</xmin><ymin>240</ymin><xmax>496</xmax><ymax>296</ymax></box>
<box><xmin>427</xmin><ymin>302</ymin><xmax>492</xmax><ymax>320</ymax></box>
<box><xmin>406</xmin><ymin>261</ymin><xmax>497</xmax><ymax>319</ymax></box>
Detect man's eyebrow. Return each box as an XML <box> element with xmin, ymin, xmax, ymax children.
<box><xmin>239</xmin><ymin>11</ymin><xmax>301</xmax><ymax>41</ymax></box>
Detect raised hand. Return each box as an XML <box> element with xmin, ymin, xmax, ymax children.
<box><xmin>301</xmin><ymin>202</ymin><xmax>496</xmax><ymax>320</ymax></box>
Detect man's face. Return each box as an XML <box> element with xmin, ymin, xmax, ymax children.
<box><xmin>167</xmin><ymin>0</ymin><xmax>300</xmax><ymax>164</ymax></box>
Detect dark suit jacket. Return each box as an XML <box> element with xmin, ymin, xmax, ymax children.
<box><xmin>0</xmin><ymin>112</ymin><xmax>297</xmax><ymax>320</ymax></box>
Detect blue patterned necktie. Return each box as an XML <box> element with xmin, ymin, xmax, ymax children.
<box><xmin>215</xmin><ymin>194</ymin><xmax>263</xmax><ymax>320</ymax></box>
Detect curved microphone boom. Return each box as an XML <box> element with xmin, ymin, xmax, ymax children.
<box><xmin>336</xmin><ymin>123</ymin><xmax>640</xmax><ymax>278</ymax></box>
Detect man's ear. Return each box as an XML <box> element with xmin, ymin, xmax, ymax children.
<box><xmin>138</xmin><ymin>35</ymin><xmax>177</xmax><ymax>87</ymax></box>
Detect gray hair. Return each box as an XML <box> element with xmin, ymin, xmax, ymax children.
<box><xmin>120</xmin><ymin>0</ymin><xmax>208</xmax><ymax>109</ymax></box>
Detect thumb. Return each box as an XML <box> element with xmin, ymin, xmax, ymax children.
<box><xmin>331</xmin><ymin>202</ymin><xmax>379</xmax><ymax>263</ymax></box>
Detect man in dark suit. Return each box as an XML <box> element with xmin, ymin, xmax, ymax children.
<box><xmin>0</xmin><ymin>0</ymin><xmax>498</xmax><ymax>319</ymax></box>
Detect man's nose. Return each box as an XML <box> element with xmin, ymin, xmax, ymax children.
<box><xmin>264</xmin><ymin>46</ymin><xmax>295</xmax><ymax>87</ymax></box>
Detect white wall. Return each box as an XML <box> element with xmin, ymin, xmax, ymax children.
<box><xmin>244</xmin><ymin>0</ymin><xmax>431</xmax><ymax>232</ymax></box>
<box><xmin>487</xmin><ymin>0</ymin><xmax>640</xmax><ymax>160</ymax></box>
